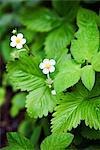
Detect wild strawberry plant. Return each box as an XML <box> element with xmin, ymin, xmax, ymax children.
<box><xmin>1</xmin><ymin>0</ymin><xmax>100</xmax><ymax>149</ymax></box>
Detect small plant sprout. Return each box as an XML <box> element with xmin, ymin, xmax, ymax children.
<box><xmin>51</xmin><ymin>90</ymin><xmax>56</xmax><ymax>95</ymax></box>
<box><xmin>10</xmin><ymin>33</ymin><xmax>26</xmax><ymax>49</ymax></box>
<box><xmin>39</xmin><ymin>59</ymin><xmax>56</xmax><ymax>75</ymax></box>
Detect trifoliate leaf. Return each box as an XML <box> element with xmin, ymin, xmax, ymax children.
<box><xmin>26</xmin><ymin>86</ymin><xmax>58</xmax><ymax>118</ymax></box>
<box><xmin>20</xmin><ymin>7</ymin><xmax>61</xmax><ymax>32</ymax></box>
<box><xmin>1</xmin><ymin>132</ymin><xmax>34</xmax><ymax>150</ymax></box>
<box><xmin>91</xmin><ymin>52</ymin><xmax>100</xmax><ymax>72</ymax></box>
<box><xmin>81</xmin><ymin>65</ymin><xmax>95</xmax><ymax>91</ymax></box>
<box><xmin>51</xmin><ymin>83</ymin><xmax>100</xmax><ymax>132</ymax></box>
<box><xmin>54</xmin><ymin>59</ymin><xmax>81</xmax><ymax>93</ymax></box>
<box><xmin>45</xmin><ymin>23</ymin><xmax>74</xmax><ymax>59</ymax></box>
<box><xmin>41</xmin><ymin>132</ymin><xmax>74</xmax><ymax>150</ymax></box>
<box><xmin>71</xmin><ymin>8</ymin><xmax>99</xmax><ymax>64</ymax></box>
<box><xmin>10</xmin><ymin>93</ymin><xmax>27</xmax><ymax>117</ymax></box>
<box><xmin>52</xmin><ymin>0</ymin><xmax>80</xmax><ymax>21</ymax></box>
<box><xmin>7</xmin><ymin>53</ymin><xmax>45</xmax><ymax>92</ymax></box>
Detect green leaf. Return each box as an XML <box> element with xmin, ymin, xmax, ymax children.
<box><xmin>31</xmin><ymin>33</ymin><xmax>45</xmax><ymax>57</ymax></box>
<box><xmin>41</xmin><ymin>132</ymin><xmax>74</xmax><ymax>150</ymax></box>
<box><xmin>20</xmin><ymin>7</ymin><xmax>61</xmax><ymax>32</ymax></box>
<box><xmin>2</xmin><ymin>132</ymin><xmax>34</xmax><ymax>150</ymax></box>
<box><xmin>71</xmin><ymin>8</ymin><xmax>99</xmax><ymax>64</ymax></box>
<box><xmin>7</xmin><ymin>53</ymin><xmax>59</xmax><ymax>118</ymax></box>
<box><xmin>81</xmin><ymin>65</ymin><xmax>95</xmax><ymax>91</ymax></box>
<box><xmin>18</xmin><ymin>119</ymin><xmax>35</xmax><ymax>137</ymax></box>
<box><xmin>7</xmin><ymin>53</ymin><xmax>45</xmax><ymax>92</ymax></box>
<box><xmin>51</xmin><ymin>83</ymin><xmax>100</xmax><ymax>132</ymax></box>
<box><xmin>10</xmin><ymin>93</ymin><xmax>27</xmax><ymax>117</ymax></box>
<box><xmin>52</xmin><ymin>0</ymin><xmax>80</xmax><ymax>21</ymax></box>
<box><xmin>45</xmin><ymin>23</ymin><xmax>74</xmax><ymax>59</ymax></box>
<box><xmin>30</xmin><ymin>125</ymin><xmax>42</xmax><ymax>146</ymax></box>
<box><xmin>92</xmin><ymin>52</ymin><xmax>100</xmax><ymax>72</ymax></box>
<box><xmin>77</xmin><ymin>8</ymin><xmax>98</xmax><ymax>27</ymax></box>
<box><xmin>54</xmin><ymin>59</ymin><xmax>81</xmax><ymax>93</ymax></box>
<box><xmin>26</xmin><ymin>86</ymin><xmax>58</xmax><ymax>118</ymax></box>
<box><xmin>0</xmin><ymin>87</ymin><xmax>5</xmax><ymax>106</ymax></box>
<box><xmin>20</xmin><ymin>29</ymin><xmax>36</xmax><ymax>44</ymax></box>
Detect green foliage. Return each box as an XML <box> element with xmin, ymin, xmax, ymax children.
<box><xmin>77</xmin><ymin>7</ymin><xmax>98</xmax><ymax>26</ymax></box>
<box><xmin>20</xmin><ymin>7</ymin><xmax>61</xmax><ymax>32</ymax></box>
<box><xmin>31</xmin><ymin>33</ymin><xmax>45</xmax><ymax>56</ymax></box>
<box><xmin>20</xmin><ymin>29</ymin><xmax>36</xmax><ymax>44</ymax></box>
<box><xmin>71</xmin><ymin>8</ymin><xmax>99</xmax><ymax>64</ymax></box>
<box><xmin>52</xmin><ymin>0</ymin><xmax>80</xmax><ymax>21</ymax></box>
<box><xmin>30</xmin><ymin>125</ymin><xmax>42</xmax><ymax>146</ymax></box>
<box><xmin>7</xmin><ymin>53</ymin><xmax>59</xmax><ymax>118</ymax></box>
<box><xmin>1</xmin><ymin>1</ymin><xmax>100</xmax><ymax>149</ymax></box>
<box><xmin>81</xmin><ymin>65</ymin><xmax>95</xmax><ymax>90</ymax></box>
<box><xmin>92</xmin><ymin>52</ymin><xmax>100</xmax><ymax>72</ymax></box>
<box><xmin>51</xmin><ymin>82</ymin><xmax>100</xmax><ymax>132</ymax></box>
<box><xmin>1</xmin><ymin>132</ymin><xmax>34</xmax><ymax>150</ymax></box>
<box><xmin>10</xmin><ymin>93</ymin><xmax>27</xmax><ymax>117</ymax></box>
<box><xmin>0</xmin><ymin>87</ymin><xmax>5</xmax><ymax>106</ymax></box>
<box><xmin>45</xmin><ymin>23</ymin><xmax>74</xmax><ymax>59</ymax></box>
<box><xmin>41</xmin><ymin>132</ymin><xmax>74</xmax><ymax>150</ymax></box>
<box><xmin>1</xmin><ymin>36</ymin><xmax>15</xmax><ymax>62</ymax></box>
<box><xmin>54</xmin><ymin>58</ymin><xmax>81</xmax><ymax>93</ymax></box>
<box><xmin>26</xmin><ymin>86</ymin><xmax>58</xmax><ymax>118</ymax></box>
<box><xmin>7</xmin><ymin>53</ymin><xmax>45</xmax><ymax>92</ymax></box>
<box><xmin>0</xmin><ymin>14</ymin><xmax>13</xmax><ymax>33</ymax></box>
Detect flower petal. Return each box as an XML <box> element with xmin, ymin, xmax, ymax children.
<box><xmin>17</xmin><ymin>33</ymin><xmax>23</xmax><ymax>39</ymax></box>
<box><xmin>16</xmin><ymin>43</ymin><xmax>23</xmax><ymax>49</ymax></box>
<box><xmin>21</xmin><ymin>38</ymin><xmax>26</xmax><ymax>44</ymax></box>
<box><xmin>39</xmin><ymin>62</ymin><xmax>45</xmax><ymax>69</ymax></box>
<box><xmin>43</xmin><ymin>59</ymin><xmax>50</xmax><ymax>64</ymax></box>
<box><xmin>10</xmin><ymin>41</ymin><xmax>16</xmax><ymax>47</ymax></box>
<box><xmin>11</xmin><ymin>35</ymin><xmax>16</xmax><ymax>42</ymax></box>
<box><xmin>50</xmin><ymin>59</ymin><xmax>56</xmax><ymax>65</ymax></box>
<box><xmin>42</xmin><ymin>68</ymin><xmax>49</xmax><ymax>74</ymax></box>
<box><xmin>49</xmin><ymin>66</ymin><xmax>55</xmax><ymax>73</ymax></box>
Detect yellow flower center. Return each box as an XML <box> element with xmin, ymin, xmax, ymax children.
<box><xmin>16</xmin><ymin>38</ymin><xmax>21</xmax><ymax>44</ymax></box>
<box><xmin>45</xmin><ymin>63</ymin><xmax>51</xmax><ymax>69</ymax></box>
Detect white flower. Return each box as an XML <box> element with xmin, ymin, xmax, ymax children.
<box><xmin>10</xmin><ymin>33</ymin><xmax>26</xmax><ymax>49</ymax></box>
<box><xmin>39</xmin><ymin>59</ymin><xmax>56</xmax><ymax>74</ymax></box>
<box><xmin>51</xmin><ymin>90</ymin><xmax>56</xmax><ymax>95</ymax></box>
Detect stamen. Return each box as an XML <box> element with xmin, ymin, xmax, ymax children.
<box><xmin>16</xmin><ymin>38</ymin><xmax>21</xmax><ymax>44</ymax></box>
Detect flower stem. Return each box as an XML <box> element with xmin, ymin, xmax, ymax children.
<box><xmin>47</xmin><ymin>73</ymin><xmax>50</xmax><ymax>79</ymax></box>
<box><xmin>24</xmin><ymin>44</ymin><xmax>30</xmax><ymax>52</ymax></box>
